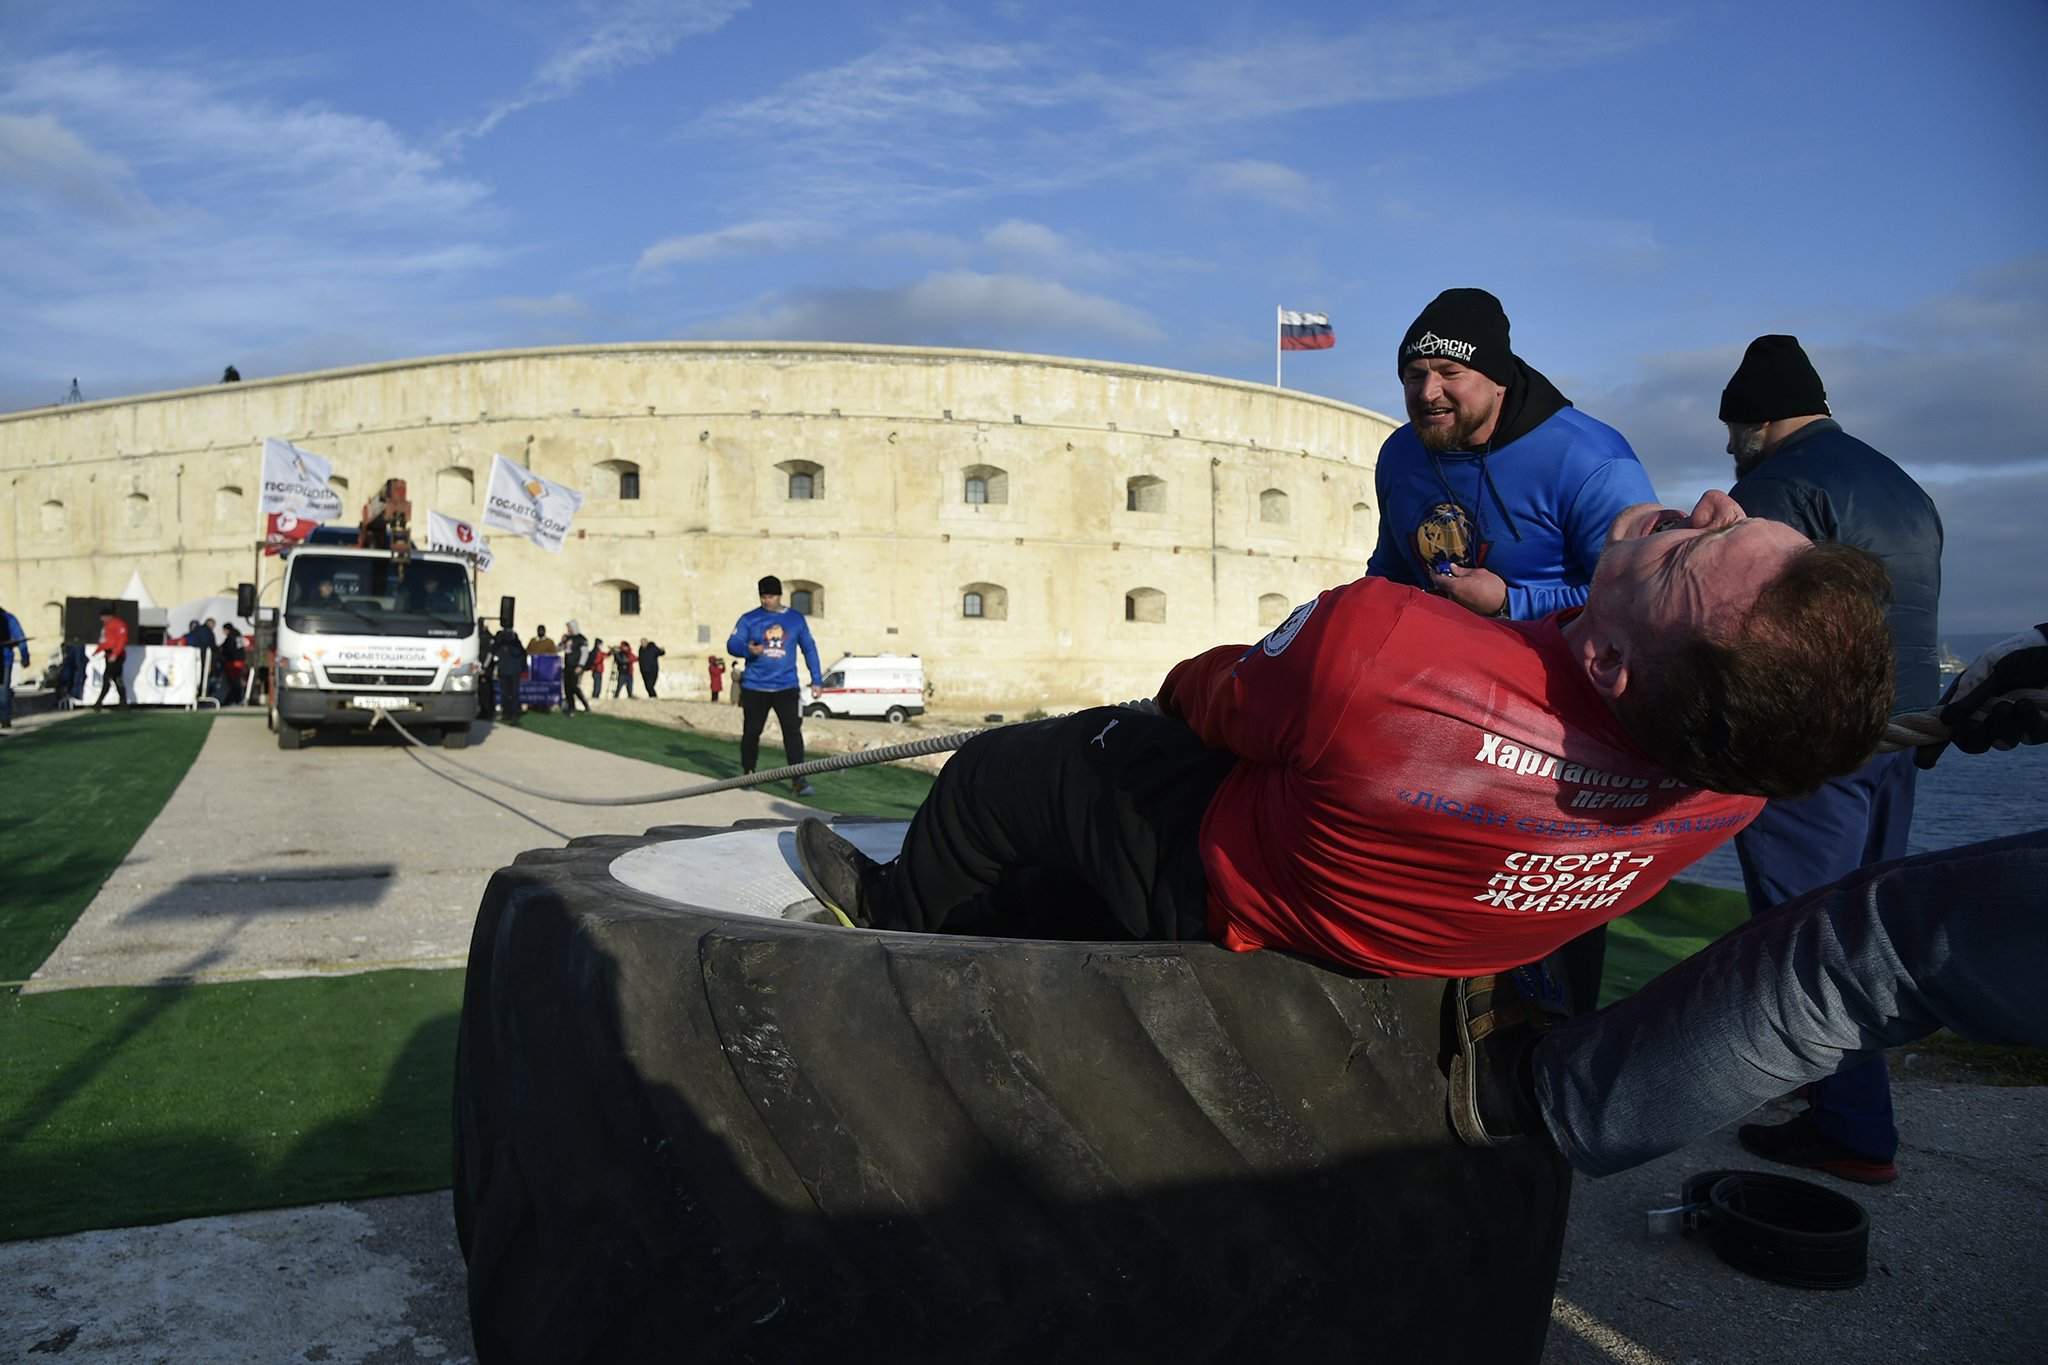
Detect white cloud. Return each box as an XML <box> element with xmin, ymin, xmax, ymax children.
<box><xmin>983</xmin><ymin>219</ymin><xmax>1112</xmax><ymax>274</ymax></box>
<box><xmin>636</xmin><ymin>218</ymin><xmax>829</xmax><ymax>273</ymax></box>
<box><xmin>1197</xmin><ymin>158</ymin><xmax>1315</xmax><ymax>206</ymax></box>
<box><xmin>0</xmin><ymin>111</ymin><xmax>155</xmax><ymax>223</ymax></box>
<box><xmin>866</xmin><ymin>229</ymin><xmax>973</xmax><ymax>264</ymax></box>
<box><xmin>470</xmin><ymin>0</ymin><xmax>752</xmax><ymax>139</ymax></box>
<box><xmin>691</xmin><ymin>270</ymin><xmax>1162</xmax><ymax>348</ymax></box>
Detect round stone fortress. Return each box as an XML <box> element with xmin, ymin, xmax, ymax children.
<box><xmin>0</xmin><ymin>344</ymin><xmax>1396</xmax><ymax>710</ymax></box>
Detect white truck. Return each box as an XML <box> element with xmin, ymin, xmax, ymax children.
<box><xmin>803</xmin><ymin>653</ymin><xmax>927</xmax><ymax>724</ymax></box>
<box><xmin>266</xmin><ymin>480</ymin><xmax>488</xmax><ymax>750</ymax></box>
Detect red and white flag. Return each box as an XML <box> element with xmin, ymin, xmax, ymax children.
<box><xmin>425</xmin><ymin>510</ymin><xmax>495</xmax><ymax>573</ymax></box>
<box><xmin>262</xmin><ymin>510</ymin><xmax>318</xmax><ymax>556</ymax></box>
<box><xmin>1279</xmin><ymin>309</ymin><xmax>1335</xmax><ymax>351</ymax></box>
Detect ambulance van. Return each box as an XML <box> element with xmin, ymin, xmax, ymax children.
<box><xmin>803</xmin><ymin>653</ymin><xmax>927</xmax><ymax>724</ymax></box>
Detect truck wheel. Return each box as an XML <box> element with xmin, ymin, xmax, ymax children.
<box><xmin>443</xmin><ymin>724</ymin><xmax>472</xmax><ymax>750</ymax></box>
<box><xmin>277</xmin><ymin>723</ymin><xmax>303</xmax><ymax>751</ymax></box>
<box><xmin>885</xmin><ymin>705</ymin><xmax>910</xmax><ymax>724</ymax></box>
<box><xmin>803</xmin><ymin>703</ymin><xmax>829</xmax><ymax>719</ymax></box>
<box><xmin>454</xmin><ymin>822</ymin><xmax>1572</xmax><ymax>1364</ymax></box>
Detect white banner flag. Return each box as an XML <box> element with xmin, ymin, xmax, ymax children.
<box><xmin>481</xmin><ymin>452</ymin><xmax>584</xmax><ymax>554</ymax></box>
<box><xmin>425</xmin><ymin>510</ymin><xmax>495</xmax><ymax>573</ymax></box>
<box><xmin>259</xmin><ymin>438</ymin><xmax>345</xmax><ymax>522</ymax></box>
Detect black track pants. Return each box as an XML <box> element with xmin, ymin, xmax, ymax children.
<box><xmin>876</xmin><ymin>708</ymin><xmax>1235</xmax><ymax>941</ymax></box>
<box><xmin>739</xmin><ymin>686</ymin><xmax>805</xmax><ymax>772</ymax></box>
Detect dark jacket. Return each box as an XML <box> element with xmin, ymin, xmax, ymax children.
<box><xmin>1730</xmin><ymin>419</ymin><xmax>1944</xmax><ymax>713</ymax></box>
<box><xmin>492</xmin><ymin>628</ymin><xmax>527</xmax><ymax>677</ymax></box>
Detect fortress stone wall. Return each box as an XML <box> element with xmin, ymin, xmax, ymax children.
<box><xmin>0</xmin><ymin>344</ymin><xmax>1396</xmax><ymax>710</ymax></box>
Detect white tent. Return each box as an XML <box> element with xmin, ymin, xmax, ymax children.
<box><xmin>120</xmin><ymin>569</ymin><xmax>160</xmax><ymax>610</ymax></box>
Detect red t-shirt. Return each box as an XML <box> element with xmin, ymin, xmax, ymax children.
<box><xmin>1158</xmin><ymin>578</ymin><xmax>1762</xmax><ymax>978</ymax></box>
<box><xmin>99</xmin><ymin>616</ymin><xmax>130</xmax><ymax>658</ymax></box>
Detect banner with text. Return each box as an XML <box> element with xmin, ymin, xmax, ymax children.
<box><xmin>481</xmin><ymin>452</ymin><xmax>583</xmax><ymax>554</ymax></box>
<box><xmin>425</xmin><ymin>510</ymin><xmax>496</xmax><ymax>573</ymax></box>
<box><xmin>259</xmin><ymin>437</ymin><xmax>345</xmax><ymax>523</ymax></box>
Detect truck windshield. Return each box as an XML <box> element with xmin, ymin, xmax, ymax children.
<box><xmin>282</xmin><ymin>555</ymin><xmax>475</xmax><ymax>637</ymax></box>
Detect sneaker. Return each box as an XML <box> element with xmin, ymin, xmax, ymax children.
<box><xmin>1447</xmin><ymin>975</ymin><xmax>1547</xmax><ymax>1148</ymax></box>
<box><xmin>793</xmin><ymin>818</ymin><xmax>878</xmax><ymax>928</ymax></box>
<box><xmin>1736</xmin><ymin>1110</ymin><xmax>1899</xmax><ymax>1185</ymax></box>
<box><xmin>792</xmin><ymin>778</ymin><xmax>817</xmax><ymax>798</ymax></box>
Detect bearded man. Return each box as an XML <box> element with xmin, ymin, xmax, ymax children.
<box><xmin>1366</xmin><ymin>288</ymin><xmax>1655</xmax><ymax>621</ymax></box>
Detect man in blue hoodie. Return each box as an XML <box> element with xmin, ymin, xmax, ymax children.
<box><xmin>727</xmin><ymin>575</ymin><xmax>823</xmax><ymax>798</ymax></box>
<box><xmin>1367</xmin><ymin>288</ymin><xmax>1658</xmax><ymax>1015</ymax></box>
<box><xmin>1367</xmin><ymin>288</ymin><xmax>1656</xmax><ymax>621</ymax></box>
<box><xmin>0</xmin><ymin>601</ymin><xmax>27</xmax><ymax>728</ymax></box>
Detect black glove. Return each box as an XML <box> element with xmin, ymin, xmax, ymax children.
<box><xmin>1916</xmin><ymin>623</ymin><xmax>2048</xmax><ymax>768</ymax></box>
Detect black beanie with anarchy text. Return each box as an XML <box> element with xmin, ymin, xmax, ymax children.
<box><xmin>1397</xmin><ymin>288</ymin><xmax>1516</xmax><ymax>387</ymax></box>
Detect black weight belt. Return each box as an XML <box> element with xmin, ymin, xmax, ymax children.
<box><xmin>1677</xmin><ymin>1168</ymin><xmax>1870</xmax><ymax>1290</ymax></box>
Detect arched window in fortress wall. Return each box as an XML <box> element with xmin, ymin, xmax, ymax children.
<box><xmin>1124</xmin><ymin>587</ymin><xmax>1165</xmax><ymax>624</ymax></box>
<box><xmin>1258</xmin><ymin>487</ymin><xmax>1290</xmax><ymax>525</ymax></box>
<box><xmin>215</xmin><ymin>486</ymin><xmax>245</xmax><ymax>524</ymax></box>
<box><xmin>1258</xmin><ymin>593</ymin><xmax>1290</xmax><ymax>628</ymax></box>
<box><xmin>962</xmin><ymin>465</ymin><xmax>1009</xmax><ymax>506</ymax></box>
<box><xmin>1352</xmin><ymin>501</ymin><xmax>1373</xmax><ymax>544</ymax></box>
<box><xmin>1126</xmin><ymin>475</ymin><xmax>1166</xmax><ymax>513</ymax></box>
<box><xmin>788</xmin><ymin>580</ymin><xmax>824</xmax><ymax>617</ymax></box>
<box><xmin>436</xmin><ymin>466</ymin><xmax>475</xmax><ymax>509</ymax></box>
<box><xmin>40</xmin><ymin>500</ymin><xmax>66</xmax><ymax>534</ymax></box>
<box><xmin>778</xmin><ymin>460</ymin><xmax>823</xmax><ymax>502</ymax></box>
<box><xmin>595</xmin><ymin>459</ymin><xmax>640</xmax><ymax>501</ymax></box>
<box><xmin>961</xmin><ymin>582</ymin><xmax>1008</xmax><ymax>620</ymax></box>
<box><xmin>598</xmin><ymin>579</ymin><xmax>641</xmax><ymax>616</ymax></box>
<box><xmin>123</xmin><ymin>493</ymin><xmax>150</xmax><ymax>529</ymax></box>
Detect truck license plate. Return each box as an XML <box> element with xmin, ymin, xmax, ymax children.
<box><xmin>353</xmin><ymin>695</ymin><xmax>407</xmax><ymax>710</ymax></box>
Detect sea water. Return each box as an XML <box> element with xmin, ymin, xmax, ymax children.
<box><xmin>1681</xmin><ymin>630</ymin><xmax>2048</xmax><ymax>891</ymax></box>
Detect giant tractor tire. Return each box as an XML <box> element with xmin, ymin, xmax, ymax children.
<box><xmin>454</xmin><ymin>822</ymin><xmax>1573</xmax><ymax>1364</ymax></box>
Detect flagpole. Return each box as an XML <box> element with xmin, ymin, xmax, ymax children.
<box><xmin>1275</xmin><ymin>306</ymin><xmax>1283</xmax><ymax>388</ymax></box>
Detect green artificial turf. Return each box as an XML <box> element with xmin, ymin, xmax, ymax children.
<box><xmin>0</xmin><ymin>711</ymin><xmax>214</xmax><ymax>984</ymax></box>
<box><xmin>1598</xmin><ymin>879</ymin><xmax>1750</xmax><ymax>1006</ymax></box>
<box><xmin>0</xmin><ymin>969</ymin><xmax>462</xmax><ymax>1241</ymax></box>
<box><xmin>522</xmin><ymin>709</ymin><xmax>937</xmax><ymax>818</ymax></box>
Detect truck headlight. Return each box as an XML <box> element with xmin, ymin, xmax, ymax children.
<box><xmin>445</xmin><ymin>662</ymin><xmax>477</xmax><ymax>693</ymax></box>
<box><xmin>284</xmin><ymin>668</ymin><xmax>316</xmax><ymax>688</ymax></box>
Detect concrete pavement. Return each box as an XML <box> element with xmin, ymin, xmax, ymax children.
<box><xmin>24</xmin><ymin>710</ymin><xmax>811</xmax><ymax>993</ymax></box>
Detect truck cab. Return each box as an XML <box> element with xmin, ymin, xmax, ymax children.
<box><xmin>271</xmin><ymin>546</ymin><xmax>481</xmax><ymax>749</ymax></box>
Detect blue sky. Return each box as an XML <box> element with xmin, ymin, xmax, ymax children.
<box><xmin>4</xmin><ymin>0</ymin><xmax>2043</xmax><ymax>630</ymax></box>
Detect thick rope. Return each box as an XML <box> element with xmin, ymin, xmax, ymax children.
<box><xmin>371</xmin><ymin>708</ymin><xmax>987</xmax><ymax>805</ymax></box>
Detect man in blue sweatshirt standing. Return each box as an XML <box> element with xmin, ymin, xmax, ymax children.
<box><xmin>0</xmin><ymin>601</ymin><xmax>27</xmax><ymax>729</ymax></box>
<box><xmin>1366</xmin><ymin>288</ymin><xmax>1657</xmax><ymax>1014</ymax></box>
<box><xmin>727</xmin><ymin>575</ymin><xmax>823</xmax><ymax>798</ymax></box>
<box><xmin>1367</xmin><ymin>288</ymin><xmax>1656</xmax><ymax>621</ymax></box>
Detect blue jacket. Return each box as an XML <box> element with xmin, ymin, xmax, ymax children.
<box><xmin>1366</xmin><ymin>364</ymin><xmax>1655</xmax><ymax>619</ymax></box>
<box><xmin>727</xmin><ymin>606</ymin><xmax>821</xmax><ymax>692</ymax></box>
<box><xmin>0</xmin><ymin>608</ymin><xmax>24</xmax><ymax>672</ymax></box>
<box><xmin>1730</xmin><ymin>420</ymin><xmax>1944</xmax><ymax>713</ymax></box>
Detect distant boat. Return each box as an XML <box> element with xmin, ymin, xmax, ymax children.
<box><xmin>1938</xmin><ymin>642</ymin><xmax>1968</xmax><ymax>677</ymax></box>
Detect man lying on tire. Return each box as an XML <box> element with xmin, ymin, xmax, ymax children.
<box><xmin>794</xmin><ymin>490</ymin><xmax>1894</xmax><ymax>989</ymax></box>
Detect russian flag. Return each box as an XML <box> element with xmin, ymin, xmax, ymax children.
<box><xmin>1280</xmin><ymin>309</ymin><xmax>1335</xmax><ymax>351</ymax></box>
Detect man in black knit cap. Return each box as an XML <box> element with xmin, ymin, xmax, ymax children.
<box><xmin>1366</xmin><ymin>287</ymin><xmax>1657</xmax><ymax>623</ymax></box>
<box><xmin>1719</xmin><ymin>333</ymin><xmax>1945</xmax><ymax>1185</ymax></box>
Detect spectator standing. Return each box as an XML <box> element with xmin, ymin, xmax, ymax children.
<box><xmin>1367</xmin><ymin>288</ymin><xmax>1656</xmax><ymax>620</ymax></box>
<box><xmin>1719</xmin><ymin>334</ymin><xmax>1945</xmax><ymax>1185</ymax></box>
<box><xmin>727</xmin><ymin>574</ymin><xmax>823</xmax><ymax>797</ymax></box>
<box><xmin>0</xmin><ymin>601</ymin><xmax>26</xmax><ymax>729</ymax></box>
<box><xmin>588</xmin><ymin>638</ymin><xmax>606</xmax><ymax>702</ymax></box>
<box><xmin>92</xmin><ymin>604</ymin><xmax>131</xmax><ymax>710</ymax></box>
<box><xmin>708</xmin><ymin>655</ymin><xmax>726</xmax><ymax>703</ymax></box>
<box><xmin>477</xmin><ymin>623</ymin><xmax>500</xmax><ymax>717</ymax></box>
<box><xmin>527</xmin><ymin>625</ymin><xmax>558</xmax><ymax>657</ymax></box>
<box><xmin>218</xmin><ymin>625</ymin><xmax>247</xmax><ymax>705</ymax></box>
<box><xmin>186</xmin><ymin>616</ymin><xmax>218</xmax><ymax>697</ymax></box>
<box><xmin>1366</xmin><ymin>287</ymin><xmax>1657</xmax><ymax>1012</ymax></box>
<box><xmin>560</xmin><ymin>621</ymin><xmax>591</xmax><ymax>717</ymax></box>
<box><xmin>639</xmin><ymin>639</ymin><xmax>664</xmax><ymax>696</ymax></box>
<box><xmin>612</xmin><ymin>640</ymin><xmax>637</xmax><ymax>698</ymax></box>
<box><xmin>731</xmin><ymin>659</ymin><xmax>744</xmax><ymax>701</ymax></box>
<box><xmin>493</xmin><ymin>625</ymin><xmax>527</xmax><ymax>725</ymax></box>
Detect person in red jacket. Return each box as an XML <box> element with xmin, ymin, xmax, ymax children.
<box><xmin>92</xmin><ymin>604</ymin><xmax>131</xmax><ymax>710</ymax></box>
<box><xmin>708</xmin><ymin>654</ymin><xmax>726</xmax><ymax>703</ymax></box>
<box><xmin>792</xmin><ymin>492</ymin><xmax>1894</xmax><ymax>986</ymax></box>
